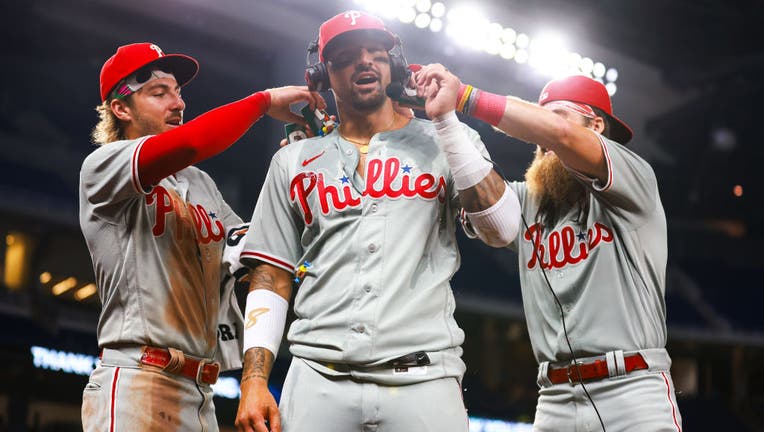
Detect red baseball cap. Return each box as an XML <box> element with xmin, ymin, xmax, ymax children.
<box><xmin>318</xmin><ymin>10</ymin><xmax>396</xmax><ymax>62</ymax></box>
<box><xmin>538</xmin><ymin>75</ymin><xmax>633</xmax><ymax>144</ymax></box>
<box><xmin>99</xmin><ymin>42</ymin><xmax>199</xmax><ymax>102</ymax></box>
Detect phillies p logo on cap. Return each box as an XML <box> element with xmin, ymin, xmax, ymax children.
<box><xmin>317</xmin><ymin>10</ymin><xmax>395</xmax><ymax>62</ymax></box>
<box><xmin>99</xmin><ymin>42</ymin><xmax>199</xmax><ymax>102</ymax></box>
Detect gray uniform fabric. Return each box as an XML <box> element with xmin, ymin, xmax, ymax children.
<box><xmin>79</xmin><ymin>137</ymin><xmax>244</xmax><ymax>431</ymax></box>
<box><xmin>241</xmin><ymin>117</ymin><xmax>490</xmax><ymax>387</ymax></box>
<box><xmin>507</xmin><ymin>135</ymin><xmax>668</xmax><ymax>363</ymax></box>
<box><xmin>506</xmin><ymin>134</ymin><xmax>681</xmax><ymax>431</ymax></box>
<box><xmin>80</xmin><ymin>137</ymin><xmax>243</xmax><ymax>357</ymax></box>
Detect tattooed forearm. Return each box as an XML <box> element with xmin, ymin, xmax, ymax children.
<box><xmin>249</xmin><ymin>266</ymin><xmax>276</xmax><ymax>292</ymax></box>
<box><xmin>241</xmin><ymin>348</ymin><xmax>274</xmax><ymax>383</ymax></box>
<box><xmin>247</xmin><ymin>264</ymin><xmax>294</xmax><ymax>300</ymax></box>
<box><xmin>459</xmin><ymin>170</ymin><xmax>506</xmax><ymax>212</ymax></box>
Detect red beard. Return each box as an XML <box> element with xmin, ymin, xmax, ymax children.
<box><xmin>524</xmin><ymin>148</ymin><xmax>588</xmax><ymax>226</ymax></box>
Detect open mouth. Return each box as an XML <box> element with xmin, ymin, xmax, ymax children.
<box><xmin>355</xmin><ymin>73</ymin><xmax>378</xmax><ymax>86</ymax></box>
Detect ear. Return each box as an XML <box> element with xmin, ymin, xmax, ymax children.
<box><xmin>591</xmin><ymin>116</ymin><xmax>606</xmax><ymax>134</ymax></box>
<box><xmin>110</xmin><ymin>98</ymin><xmax>133</xmax><ymax>122</ymax></box>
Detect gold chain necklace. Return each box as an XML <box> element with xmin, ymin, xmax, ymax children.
<box><xmin>339</xmin><ymin>113</ymin><xmax>397</xmax><ymax>154</ymax></box>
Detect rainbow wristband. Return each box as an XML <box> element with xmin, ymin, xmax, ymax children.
<box><xmin>456</xmin><ymin>85</ymin><xmax>473</xmax><ymax>112</ymax></box>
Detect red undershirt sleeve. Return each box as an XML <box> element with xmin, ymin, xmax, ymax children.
<box><xmin>137</xmin><ymin>91</ymin><xmax>272</xmax><ymax>188</ymax></box>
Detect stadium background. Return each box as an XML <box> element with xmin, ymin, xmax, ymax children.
<box><xmin>1</xmin><ymin>0</ymin><xmax>762</xmax><ymax>430</ymax></box>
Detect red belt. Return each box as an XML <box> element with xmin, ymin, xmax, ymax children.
<box><xmin>139</xmin><ymin>346</ymin><xmax>220</xmax><ymax>385</ymax></box>
<box><xmin>547</xmin><ymin>353</ymin><xmax>648</xmax><ymax>385</ymax></box>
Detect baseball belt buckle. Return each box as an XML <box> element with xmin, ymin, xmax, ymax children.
<box><xmin>196</xmin><ymin>359</ymin><xmax>221</xmax><ymax>385</ymax></box>
<box><xmin>566</xmin><ymin>360</ymin><xmax>583</xmax><ymax>385</ymax></box>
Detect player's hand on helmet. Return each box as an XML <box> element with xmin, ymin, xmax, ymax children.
<box><xmin>265</xmin><ymin>86</ymin><xmax>327</xmax><ymax>126</ymax></box>
<box><xmin>235</xmin><ymin>377</ymin><xmax>281</xmax><ymax>432</ymax></box>
<box><xmin>414</xmin><ymin>63</ymin><xmax>461</xmax><ymax>119</ymax></box>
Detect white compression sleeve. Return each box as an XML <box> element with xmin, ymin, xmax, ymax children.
<box><xmin>433</xmin><ymin>110</ymin><xmax>493</xmax><ymax>190</ymax></box>
<box><xmin>242</xmin><ymin>289</ymin><xmax>288</xmax><ymax>358</ymax></box>
<box><xmin>466</xmin><ymin>185</ymin><xmax>522</xmax><ymax>247</ymax></box>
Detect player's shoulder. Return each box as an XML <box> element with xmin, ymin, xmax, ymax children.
<box><xmin>599</xmin><ymin>134</ymin><xmax>655</xmax><ymax>175</ymax></box>
<box><xmin>81</xmin><ymin>137</ymin><xmax>147</xmax><ymax>172</ymax></box>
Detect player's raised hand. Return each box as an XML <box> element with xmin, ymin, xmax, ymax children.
<box><xmin>265</xmin><ymin>86</ymin><xmax>327</xmax><ymax>125</ymax></box>
<box><xmin>414</xmin><ymin>64</ymin><xmax>461</xmax><ymax>119</ymax></box>
<box><xmin>235</xmin><ymin>377</ymin><xmax>282</xmax><ymax>432</ymax></box>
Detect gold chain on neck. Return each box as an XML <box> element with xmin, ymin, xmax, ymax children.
<box><xmin>339</xmin><ymin>112</ymin><xmax>397</xmax><ymax>154</ymax></box>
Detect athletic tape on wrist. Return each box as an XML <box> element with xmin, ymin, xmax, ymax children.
<box><xmin>243</xmin><ymin>289</ymin><xmax>288</xmax><ymax>358</ymax></box>
<box><xmin>433</xmin><ymin>111</ymin><xmax>493</xmax><ymax>190</ymax></box>
<box><xmin>465</xmin><ymin>185</ymin><xmax>521</xmax><ymax>247</ymax></box>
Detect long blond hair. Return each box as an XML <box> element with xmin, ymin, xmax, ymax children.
<box><xmin>91</xmin><ymin>100</ymin><xmax>125</xmax><ymax>145</ymax></box>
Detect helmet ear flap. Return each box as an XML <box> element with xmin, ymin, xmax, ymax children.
<box><xmin>389</xmin><ymin>36</ymin><xmax>410</xmax><ymax>85</ymax></box>
<box><xmin>305</xmin><ymin>62</ymin><xmax>330</xmax><ymax>92</ymax></box>
<box><xmin>305</xmin><ymin>39</ymin><xmax>331</xmax><ymax>91</ymax></box>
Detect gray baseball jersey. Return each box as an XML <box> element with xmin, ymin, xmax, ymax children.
<box><xmin>79</xmin><ymin>137</ymin><xmax>243</xmax><ymax>359</ymax></box>
<box><xmin>507</xmin><ymin>134</ymin><xmax>668</xmax><ymax>364</ymax></box>
<box><xmin>241</xmin><ymin>118</ymin><xmax>491</xmax><ymax>385</ymax></box>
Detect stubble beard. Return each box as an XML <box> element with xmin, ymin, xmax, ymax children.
<box><xmin>350</xmin><ymin>86</ymin><xmax>387</xmax><ymax>112</ymax></box>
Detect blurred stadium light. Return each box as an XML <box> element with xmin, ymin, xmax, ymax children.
<box><xmin>352</xmin><ymin>0</ymin><xmax>619</xmax><ymax>94</ymax></box>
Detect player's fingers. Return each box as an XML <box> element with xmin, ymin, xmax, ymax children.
<box><xmin>314</xmin><ymin>92</ymin><xmax>328</xmax><ymax>110</ymax></box>
<box><xmin>252</xmin><ymin>419</ymin><xmax>269</xmax><ymax>432</ymax></box>
<box><xmin>269</xmin><ymin>408</ymin><xmax>283</xmax><ymax>432</ymax></box>
<box><xmin>415</xmin><ymin>63</ymin><xmax>445</xmax><ymax>86</ymax></box>
<box><xmin>305</xmin><ymin>91</ymin><xmax>326</xmax><ymax>111</ymax></box>
<box><xmin>234</xmin><ymin>417</ymin><xmax>255</xmax><ymax>432</ymax></box>
<box><xmin>279</xmin><ymin>138</ymin><xmax>289</xmax><ymax>147</ymax></box>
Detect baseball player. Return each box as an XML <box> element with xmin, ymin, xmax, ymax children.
<box><xmin>79</xmin><ymin>42</ymin><xmax>324</xmax><ymax>431</ymax></box>
<box><xmin>426</xmin><ymin>72</ymin><xmax>683</xmax><ymax>430</ymax></box>
<box><xmin>233</xmin><ymin>11</ymin><xmax>521</xmax><ymax>432</ymax></box>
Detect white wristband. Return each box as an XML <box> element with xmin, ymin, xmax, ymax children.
<box><xmin>433</xmin><ymin>110</ymin><xmax>493</xmax><ymax>190</ymax></box>
<box><xmin>242</xmin><ymin>289</ymin><xmax>288</xmax><ymax>358</ymax></box>
<box><xmin>465</xmin><ymin>185</ymin><xmax>521</xmax><ymax>248</ymax></box>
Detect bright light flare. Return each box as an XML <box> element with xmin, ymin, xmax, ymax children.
<box><xmin>415</xmin><ymin>13</ymin><xmax>431</xmax><ymax>28</ymax></box>
<box><xmin>446</xmin><ymin>6</ymin><xmax>490</xmax><ymax>51</ymax></box>
<box><xmin>528</xmin><ymin>33</ymin><xmax>569</xmax><ymax>77</ymax></box>
<box><xmin>429</xmin><ymin>18</ymin><xmax>443</xmax><ymax>32</ymax></box>
<box><xmin>431</xmin><ymin>2</ymin><xmax>446</xmax><ymax>17</ymax></box>
<box><xmin>415</xmin><ymin>0</ymin><xmax>431</xmax><ymax>12</ymax></box>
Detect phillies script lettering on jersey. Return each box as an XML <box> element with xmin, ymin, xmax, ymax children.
<box><xmin>145</xmin><ymin>185</ymin><xmax>225</xmax><ymax>243</ymax></box>
<box><xmin>290</xmin><ymin>157</ymin><xmax>447</xmax><ymax>224</ymax></box>
<box><xmin>524</xmin><ymin>222</ymin><xmax>614</xmax><ymax>270</ymax></box>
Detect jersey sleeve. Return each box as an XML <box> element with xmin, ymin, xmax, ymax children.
<box><xmin>79</xmin><ymin>137</ymin><xmax>153</xmax><ymax>221</ymax></box>
<box><xmin>568</xmin><ymin>134</ymin><xmax>660</xmax><ymax>226</ymax></box>
<box><xmin>240</xmin><ymin>149</ymin><xmax>304</xmax><ymax>273</ymax></box>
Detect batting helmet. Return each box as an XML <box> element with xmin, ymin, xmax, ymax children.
<box><xmin>538</xmin><ymin>75</ymin><xmax>633</xmax><ymax>144</ymax></box>
<box><xmin>99</xmin><ymin>42</ymin><xmax>199</xmax><ymax>102</ymax></box>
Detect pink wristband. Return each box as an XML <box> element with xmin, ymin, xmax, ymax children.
<box><xmin>472</xmin><ymin>90</ymin><xmax>506</xmax><ymax>126</ymax></box>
